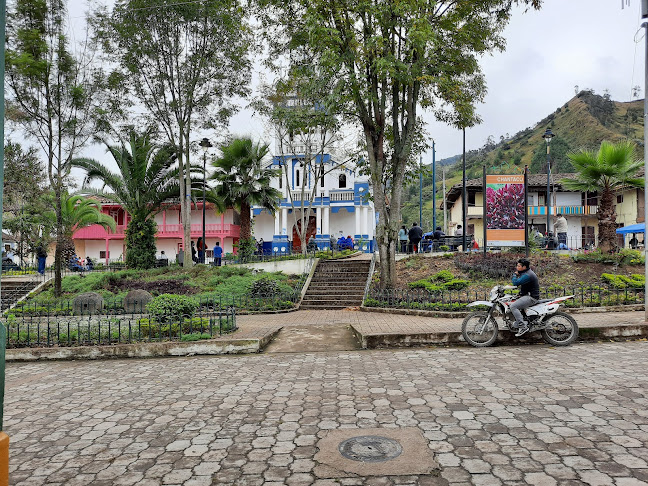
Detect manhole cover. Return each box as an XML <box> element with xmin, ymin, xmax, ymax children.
<box><xmin>338</xmin><ymin>435</ymin><xmax>403</xmax><ymax>463</ymax></box>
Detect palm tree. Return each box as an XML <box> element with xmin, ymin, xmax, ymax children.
<box><xmin>72</xmin><ymin>130</ymin><xmax>184</xmax><ymax>268</ymax></box>
<box><xmin>210</xmin><ymin>137</ymin><xmax>281</xmax><ymax>259</ymax></box>
<box><xmin>562</xmin><ymin>140</ymin><xmax>644</xmax><ymax>253</ymax></box>
<box><xmin>47</xmin><ymin>194</ymin><xmax>116</xmax><ymax>296</ymax></box>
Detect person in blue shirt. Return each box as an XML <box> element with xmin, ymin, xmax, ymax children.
<box><xmin>213</xmin><ymin>242</ymin><xmax>223</xmax><ymax>266</ymax></box>
<box><xmin>510</xmin><ymin>258</ymin><xmax>540</xmax><ymax>337</ymax></box>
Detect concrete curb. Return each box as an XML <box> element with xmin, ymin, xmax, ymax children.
<box><xmin>351</xmin><ymin>323</ymin><xmax>648</xmax><ymax>349</ymax></box>
<box><xmin>359</xmin><ymin>304</ymin><xmax>645</xmax><ymax>318</ymax></box>
<box><xmin>6</xmin><ymin>328</ymin><xmax>283</xmax><ymax>362</ymax></box>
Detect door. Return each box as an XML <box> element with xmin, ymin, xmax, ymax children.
<box><xmin>292</xmin><ymin>216</ymin><xmax>317</xmax><ymax>252</ymax></box>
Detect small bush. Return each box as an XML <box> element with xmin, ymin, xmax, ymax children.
<box><xmin>430</xmin><ymin>270</ymin><xmax>454</xmax><ymax>282</ymax></box>
<box><xmin>444</xmin><ymin>279</ymin><xmax>470</xmax><ymax>290</ymax></box>
<box><xmin>248</xmin><ymin>276</ymin><xmax>281</xmax><ymax>297</ymax></box>
<box><xmin>439</xmin><ymin>245</ymin><xmax>450</xmax><ymax>252</ymax></box>
<box><xmin>147</xmin><ymin>294</ymin><xmax>199</xmax><ymax>321</ymax></box>
<box><xmin>601</xmin><ymin>273</ymin><xmax>645</xmax><ymax>289</ymax></box>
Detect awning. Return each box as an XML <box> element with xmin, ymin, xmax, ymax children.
<box><xmin>616</xmin><ymin>223</ymin><xmax>645</xmax><ymax>235</ymax></box>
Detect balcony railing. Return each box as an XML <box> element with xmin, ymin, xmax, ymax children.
<box><xmin>329</xmin><ymin>191</ymin><xmax>354</xmax><ymax>202</ymax></box>
<box><xmin>464</xmin><ymin>205</ymin><xmax>599</xmax><ymax>217</ymax></box>
<box><xmin>73</xmin><ymin>223</ymin><xmax>240</xmax><ymax>239</ymax></box>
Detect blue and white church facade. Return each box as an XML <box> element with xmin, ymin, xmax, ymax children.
<box><xmin>251</xmin><ymin>154</ymin><xmax>376</xmax><ymax>253</ymax></box>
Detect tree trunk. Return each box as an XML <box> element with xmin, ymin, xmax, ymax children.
<box><xmin>179</xmin><ymin>142</ymin><xmax>192</xmax><ymax>268</ymax></box>
<box><xmin>598</xmin><ymin>188</ymin><xmax>617</xmax><ymax>254</ymax></box>
<box><xmin>240</xmin><ymin>201</ymin><xmax>251</xmax><ymax>240</ymax></box>
<box><xmin>53</xmin><ymin>185</ymin><xmax>63</xmax><ymax>297</ymax></box>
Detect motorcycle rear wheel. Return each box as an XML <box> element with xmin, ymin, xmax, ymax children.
<box><xmin>462</xmin><ymin>311</ymin><xmax>499</xmax><ymax>347</ymax></box>
<box><xmin>541</xmin><ymin>312</ymin><xmax>579</xmax><ymax>346</ymax></box>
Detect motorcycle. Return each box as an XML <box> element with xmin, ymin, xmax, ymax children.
<box><xmin>462</xmin><ymin>285</ymin><xmax>579</xmax><ymax>347</ymax></box>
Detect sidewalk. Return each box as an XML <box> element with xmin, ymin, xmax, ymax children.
<box><xmin>7</xmin><ymin>308</ymin><xmax>648</xmax><ymax>361</ymax></box>
<box><xmin>236</xmin><ymin>308</ymin><xmax>648</xmax><ymax>349</ymax></box>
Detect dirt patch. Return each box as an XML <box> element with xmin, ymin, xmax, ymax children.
<box><xmin>106</xmin><ymin>278</ymin><xmax>197</xmax><ymax>295</ymax></box>
<box><xmin>385</xmin><ymin>254</ymin><xmax>644</xmax><ymax>293</ymax></box>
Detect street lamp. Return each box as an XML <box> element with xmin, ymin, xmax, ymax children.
<box><xmin>543</xmin><ymin>128</ymin><xmax>554</xmax><ymax>237</ymax></box>
<box><xmin>199</xmin><ymin>137</ymin><xmax>213</xmax><ymax>263</ymax></box>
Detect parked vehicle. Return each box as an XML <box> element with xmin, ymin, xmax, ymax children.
<box><xmin>462</xmin><ymin>285</ymin><xmax>578</xmax><ymax>347</ymax></box>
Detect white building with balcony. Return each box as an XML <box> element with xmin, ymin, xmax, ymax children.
<box><xmin>443</xmin><ymin>173</ymin><xmax>603</xmax><ymax>248</ymax></box>
<box><xmin>251</xmin><ymin>154</ymin><xmax>376</xmax><ymax>253</ymax></box>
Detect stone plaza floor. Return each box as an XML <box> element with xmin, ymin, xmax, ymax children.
<box><xmin>6</xmin><ymin>341</ymin><xmax>648</xmax><ymax>485</ymax></box>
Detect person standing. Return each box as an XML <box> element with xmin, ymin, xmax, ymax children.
<box><xmin>455</xmin><ymin>225</ymin><xmax>463</xmax><ymax>236</ymax></box>
<box><xmin>554</xmin><ymin>214</ymin><xmax>568</xmax><ymax>247</ymax></box>
<box><xmin>408</xmin><ymin>222</ymin><xmax>423</xmax><ymax>254</ymax></box>
<box><xmin>191</xmin><ymin>241</ymin><xmax>197</xmax><ymax>263</ymax></box>
<box><xmin>213</xmin><ymin>242</ymin><xmax>223</xmax><ymax>266</ymax></box>
<box><xmin>197</xmin><ymin>237</ymin><xmax>206</xmax><ymax>263</ymax></box>
<box><xmin>398</xmin><ymin>225</ymin><xmax>408</xmax><ymax>253</ymax></box>
<box><xmin>36</xmin><ymin>244</ymin><xmax>47</xmax><ymax>275</ymax></box>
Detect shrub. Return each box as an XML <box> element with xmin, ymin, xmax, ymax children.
<box><xmin>572</xmin><ymin>249</ymin><xmax>645</xmax><ymax>266</ymax></box>
<box><xmin>248</xmin><ymin>276</ymin><xmax>280</xmax><ymax>297</ymax></box>
<box><xmin>601</xmin><ymin>273</ymin><xmax>645</xmax><ymax>289</ymax></box>
<box><xmin>444</xmin><ymin>279</ymin><xmax>470</xmax><ymax>290</ymax></box>
<box><xmin>146</xmin><ymin>294</ymin><xmax>199</xmax><ymax>321</ymax></box>
<box><xmin>430</xmin><ymin>270</ymin><xmax>454</xmax><ymax>282</ymax></box>
<box><xmin>439</xmin><ymin>245</ymin><xmax>450</xmax><ymax>252</ymax></box>
<box><xmin>125</xmin><ymin>218</ymin><xmax>158</xmax><ymax>269</ymax></box>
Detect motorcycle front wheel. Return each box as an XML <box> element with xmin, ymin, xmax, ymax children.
<box><xmin>541</xmin><ymin>312</ymin><xmax>579</xmax><ymax>346</ymax></box>
<box><xmin>462</xmin><ymin>311</ymin><xmax>499</xmax><ymax>347</ymax></box>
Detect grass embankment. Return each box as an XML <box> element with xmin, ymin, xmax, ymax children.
<box><xmin>25</xmin><ymin>265</ymin><xmax>302</xmax><ymax>307</ymax></box>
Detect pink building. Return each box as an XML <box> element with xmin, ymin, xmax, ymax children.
<box><xmin>72</xmin><ymin>200</ymin><xmax>241</xmax><ymax>263</ymax></box>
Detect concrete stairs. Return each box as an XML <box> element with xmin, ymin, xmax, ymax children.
<box><xmin>300</xmin><ymin>259</ymin><xmax>371</xmax><ymax>310</ymax></box>
<box><xmin>2</xmin><ymin>279</ymin><xmax>41</xmax><ymax>311</ymax></box>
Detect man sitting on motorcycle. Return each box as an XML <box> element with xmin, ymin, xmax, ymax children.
<box><xmin>510</xmin><ymin>258</ymin><xmax>540</xmax><ymax>337</ymax></box>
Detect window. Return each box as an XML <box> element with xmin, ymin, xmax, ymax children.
<box><xmin>617</xmin><ymin>194</ymin><xmax>624</xmax><ymax>204</ymax></box>
<box><xmin>339</xmin><ymin>174</ymin><xmax>347</xmax><ymax>189</ymax></box>
<box><xmin>99</xmin><ymin>251</ymin><xmax>110</xmax><ymax>259</ymax></box>
<box><xmin>583</xmin><ymin>191</ymin><xmax>598</xmax><ymax>206</ymax></box>
<box><xmin>278</xmin><ymin>174</ymin><xmax>282</xmax><ymax>189</ymax></box>
<box><xmin>467</xmin><ymin>192</ymin><xmax>476</xmax><ymax>206</ymax></box>
<box><xmin>538</xmin><ymin>194</ymin><xmax>546</xmax><ymax>206</ymax></box>
<box><xmin>320</xmin><ymin>165</ymin><xmax>325</xmax><ymax>187</ymax></box>
<box><xmin>296</xmin><ymin>170</ymin><xmax>300</xmax><ymax>187</ymax></box>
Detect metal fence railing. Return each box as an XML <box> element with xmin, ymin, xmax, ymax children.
<box><xmin>5</xmin><ymin>305</ymin><xmax>237</xmax><ymax>349</ymax></box>
<box><xmin>364</xmin><ymin>284</ymin><xmax>645</xmax><ymax>311</ymax></box>
<box><xmin>1</xmin><ymin>261</ymin><xmax>130</xmax><ymax>280</ymax></box>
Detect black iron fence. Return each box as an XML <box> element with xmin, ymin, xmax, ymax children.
<box><xmin>5</xmin><ymin>305</ymin><xmax>237</xmax><ymax>349</ymax></box>
<box><xmin>1</xmin><ymin>261</ymin><xmax>130</xmax><ymax>280</ymax></box>
<box><xmin>365</xmin><ymin>284</ymin><xmax>645</xmax><ymax>311</ymax></box>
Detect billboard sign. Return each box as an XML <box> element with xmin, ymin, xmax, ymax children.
<box><xmin>486</xmin><ymin>174</ymin><xmax>525</xmax><ymax>247</ymax></box>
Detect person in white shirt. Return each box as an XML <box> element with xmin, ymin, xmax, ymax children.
<box><xmin>554</xmin><ymin>214</ymin><xmax>568</xmax><ymax>247</ymax></box>
<box><xmin>455</xmin><ymin>225</ymin><xmax>463</xmax><ymax>237</ymax></box>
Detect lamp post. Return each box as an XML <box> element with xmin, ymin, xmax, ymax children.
<box><xmin>199</xmin><ymin>137</ymin><xmax>213</xmax><ymax>263</ymax></box>
<box><xmin>419</xmin><ymin>155</ymin><xmax>423</xmax><ymax>227</ymax></box>
<box><xmin>543</xmin><ymin>128</ymin><xmax>554</xmax><ymax>237</ymax></box>
<box><xmin>432</xmin><ymin>140</ymin><xmax>436</xmax><ymax>231</ymax></box>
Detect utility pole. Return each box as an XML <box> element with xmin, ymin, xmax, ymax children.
<box><xmin>419</xmin><ymin>155</ymin><xmax>423</xmax><ymax>227</ymax></box>
<box><xmin>0</xmin><ymin>0</ymin><xmax>10</xmax><ymax>481</ymax></box>
<box><xmin>442</xmin><ymin>167</ymin><xmax>447</xmax><ymax>234</ymax></box>
<box><xmin>642</xmin><ymin>0</ymin><xmax>648</xmax><ymax>321</ymax></box>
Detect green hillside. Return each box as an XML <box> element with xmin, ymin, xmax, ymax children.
<box><xmin>401</xmin><ymin>90</ymin><xmax>644</xmax><ymax>230</ymax></box>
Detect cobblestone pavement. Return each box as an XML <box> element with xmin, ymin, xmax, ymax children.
<box><xmin>6</xmin><ymin>341</ymin><xmax>648</xmax><ymax>485</ymax></box>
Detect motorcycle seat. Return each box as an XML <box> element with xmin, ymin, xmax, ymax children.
<box><xmin>533</xmin><ymin>299</ymin><xmax>554</xmax><ymax>304</ymax></box>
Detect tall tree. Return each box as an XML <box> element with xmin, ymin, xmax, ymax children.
<box><xmin>258</xmin><ymin>0</ymin><xmax>541</xmax><ymax>288</ymax></box>
<box><xmin>210</xmin><ymin>137</ymin><xmax>281</xmax><ymax>260</ymax></box>
<box><xmin>561</xmin><ymin>140</ymin><xmax>644</xmax><ymax>253</ymax></box>
<box><xmin>72</xmin><ymin>129</ymin><xmax>186</xmax><ymax>268</ymax></box>
<box><xmin>3</xmin><ymin>141</ymin><xmax>53</xmax><ymax>263</ymax></box>
<box><xmin>6</xmin><ymin>0</ymin><xmax>105</xmax><ymax>295</ymax></box>
<box><xmin>93</xmin><ymin>0</ymin><xmax>253</xmax><ymax>267</ymax></box>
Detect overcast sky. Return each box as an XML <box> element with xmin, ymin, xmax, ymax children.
<box><xmin>63</xmin><ymin>0</ymin><xmax>646</xmax><ymax>167</ymax></box>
